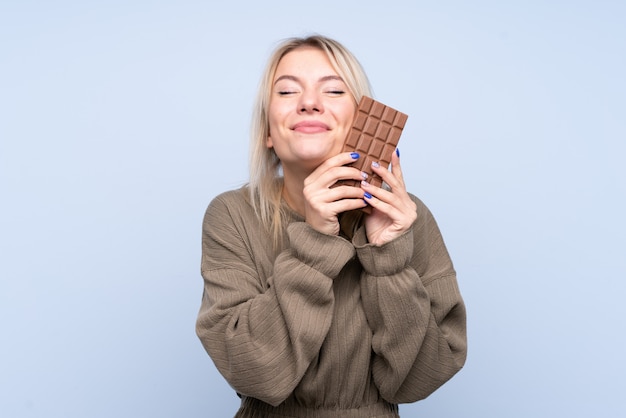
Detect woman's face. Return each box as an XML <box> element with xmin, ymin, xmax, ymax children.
<box><xmin>267</xmin><ymin>46</ymin><xmax>356</xmax><ymax>175</ymax></box>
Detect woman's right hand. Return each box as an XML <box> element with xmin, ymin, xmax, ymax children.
<box><xmin>302</xmin><ymin>152</ymin><xmax>368</xmax><ymax>236</ymax></box>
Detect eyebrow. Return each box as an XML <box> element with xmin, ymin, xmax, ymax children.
<box><xmin>273</xmin><ymin>75</ymin><xmax>344</xmax><ymax>85</ymax></box>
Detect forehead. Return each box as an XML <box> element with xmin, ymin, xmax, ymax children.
<box><xmin>274</xmin><ymin>46</ymin><xmax>337</xmax><ymax>77</ymax></box>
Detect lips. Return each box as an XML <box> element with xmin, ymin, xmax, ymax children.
<box><xmin>292</xmin><ymin>121</ymin><xmax>330</xmax><ymax>133</ymax></box>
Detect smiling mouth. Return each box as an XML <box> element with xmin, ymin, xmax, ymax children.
<box><xmin>292</xmin><ymin>121</ymin><xmax>330</xmax><ymax>134</ymax></box>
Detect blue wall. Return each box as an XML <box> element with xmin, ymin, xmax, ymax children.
<box><xmin>1</xmin><ymin>1</ymin><xmax>624</xmax><ymax>416</ymax></box>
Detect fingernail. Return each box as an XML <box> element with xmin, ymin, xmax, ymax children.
<box><xmin>396</xmin><ymin>148</ymin><xmax>400</xmax><ymax>157</ymax></box>
<box><xmin>361</xmin><ymin>180</ymin><xmax>370</xmax><ymax>187</ymax></box>
<box><xmin>361</xmin><ymin>171</ymin><xmax>368</xmax><ymax>179</ymax></box>
<box><xmin>372</xmin><ymin>161</ymin><xmax>380</xmax><ymax>168</ymax></box>
<box><xmin>350</xmin><ymin>152</ymin><xmax>360</xmax><ymax>159</ymax></box>
<box><xmin>364</xmin><ymin>192</ymin><xmax>372</xmax><ymax>199</ymax></box>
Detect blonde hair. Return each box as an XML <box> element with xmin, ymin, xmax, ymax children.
<box><xmin>248</xmin><ymin>35</ymin><xmax>373</xmax><ymax>247</ymax></box>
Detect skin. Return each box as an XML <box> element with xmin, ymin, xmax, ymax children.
<box><xmin>267</xmin><ymin>46</ymin><xmax>417</xmax><ymax>245</ymax></box>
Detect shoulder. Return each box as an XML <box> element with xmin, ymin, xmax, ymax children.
<box><xmin>407</xmin><ymin>192</ymin><xmax>446</xmax><ymax>240</ymax></box>
<box><xmin>408</xmin><ymin>192</ymin><xmax>434</xmax><ymax>220</ymax></box>
<box><xmin>209</xmin><ymin>186</ymin><xmax>251</xmax><ymax>208</ymax></box>
<box><xmin>204</xmin><ymin>186</ymin><xmax>255</xmax><ymax>224</ymax></box>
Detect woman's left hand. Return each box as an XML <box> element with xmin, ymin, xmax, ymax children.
<box><xmin>361</xmin><ymin>150</ymin><xmax>417</xmax><ymax>246</ymax></box>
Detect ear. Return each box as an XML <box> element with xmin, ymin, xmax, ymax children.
<box><xmin>266</xmin><ymin>135</ymin><xmax>273</xmax><ymax>149</ymax></box>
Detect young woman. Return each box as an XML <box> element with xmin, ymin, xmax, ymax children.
<box><xmin>196</xmin><ymin>35</ymin><xmax>467</xmax><ymax>417</ymax></box>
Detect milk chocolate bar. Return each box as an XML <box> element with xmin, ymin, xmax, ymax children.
<box><xmin>338</xmin><ymin>96</ymin><xmax>408</xmax><ymax>188</ymax></box>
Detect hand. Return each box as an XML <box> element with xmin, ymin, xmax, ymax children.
<box><xmin>361</xmin><ymin>150</ymin><xmax>417</xmax><ymax>246</ymax></box>
<box><xmin>303</xmin><ymin>152</ymin><xmax>369</xmax><ymax>235</ymax></box>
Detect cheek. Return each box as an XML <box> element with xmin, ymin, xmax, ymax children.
<box><xmin>338</xmin><ymin>100</ymin><xmax>356</xmax><ymax>127</ymax></box>
<box><xmin>267</xmin><ymin>103</ymin><xmax>287</xmax><ymax>132</ymax></box>
<box><xmin>266</xmin><ymin>106</ymin><xmax>278</xmax><ymax>134</ymax></box>
<box><xmin>266</xmin><ymin>106</ymin><xmax>287</xmax><ymax>148</ymax></box>
<box><xmin>340</xmin><ymin>108</ymin><xmax>355</xmax><ymax>131</ymax></box>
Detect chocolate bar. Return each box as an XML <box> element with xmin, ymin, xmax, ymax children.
<box><xmin>338</xmin><ymin>96</ymin><xmax>408</xmax><ymax>188</ymax></box>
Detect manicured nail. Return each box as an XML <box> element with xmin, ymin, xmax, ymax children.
<box><xmin>364</xmin><ymin>192</ymin><xmax>372</xmax><ymax>199</ymax></box>
<box><xmin>360</xmin><ymin>171</ymin><xmax>368</xmax><ymax>179</ymax></box>
<box><xmin>350</xmin><ymin>152</ymin><xmax>360</xmax><ymax>159</ymax></box>
<box><xmin>361</xmin><ymin>180</ymin><xmax>369</xmax><ymax>187</ymax></box>
<box><xmin>396</xmin><ymin>148</ymin><xmax>400</xmax><ymax>157</ymax></box>
<box><xmin>372</xmin><ymin>161</ymin><xmax>380</xmax><ymax>168</ymax></box>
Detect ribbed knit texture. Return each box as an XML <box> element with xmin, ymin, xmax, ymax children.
<box><xmin>196</xmin><ymin>186</ymin><xmax>467</xmax><ymax>417</ymax></box>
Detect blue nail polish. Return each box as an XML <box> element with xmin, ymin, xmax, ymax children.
<box><xmin>364</xmin><ymin>192</ymin><xmax>372</xmax><ymax>199</ymax></box>
<box><xmin>350</xmin><ymin>152</ymin><xmax>360</xmax><ymax>159</ymax></box>
<box><xmin>396</xmin><ymin>148</ymin><xmax>400</xmax><ymax>157</ymax></box>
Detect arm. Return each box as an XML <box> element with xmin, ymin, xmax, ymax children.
<box><xmin>354</xmin><ymin>197</ymin><xmax>467</xmax><ymax>403</ymax></box>
<box><xmin>196</xmin><ymin>194</ymin><xmax>356</xmax><ymax>406</ymax></box>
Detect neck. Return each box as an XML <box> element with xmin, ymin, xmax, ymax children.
<box><xmin>281</xmin><ymin>167</ymin><xmax>308</xmax><ymax>217</ymax></box>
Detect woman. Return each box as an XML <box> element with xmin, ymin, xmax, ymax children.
<box><xmin>196</xmin><ymin>35</ymin><xmax>467</xmax><ymax>417</ymax></box>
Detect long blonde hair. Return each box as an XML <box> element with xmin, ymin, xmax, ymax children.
<box><xmin>248</xmin><ymin>35</ymin><xmax>373</xmax><ymax>246</ymax></box>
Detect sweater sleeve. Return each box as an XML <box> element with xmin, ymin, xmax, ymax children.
<box><xmin>196</xmin><ymin>195</ymin><xmax>356</xmax><ymax>406</ymax></box>
<box><xmin>353</xmin><ymin>196</ymin><xmax>467</xmax><ymax>403</ymax></box>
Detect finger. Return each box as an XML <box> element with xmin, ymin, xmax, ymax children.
<box><xmin>307</xmin><ymin>151</ymin><xmax>361</xmax><ymax>184</ymax></box>
<box><xmin>305</xmin><ymin>166</ymin><xmax>366</xmax><ymax>191</ymax></box>
<box><xmin>389</xmin><ymin>149</ymin><xmax>407</xmax><ymax>189</ymax></box>
<box><xmin>362</xmin><ymin>179</ymin><xmax>417</xmax><ymax>229</ymax></box>
<box><xmin>361</xmin><ymin>179</ymin><xmax>392</xmax><ymax>207</ymax></box>
<box><xmin>370</xmin><ymin>158</ymin><xmax>403</xmax><ymax>192</ymax></box>
<box><xmin>329</xmin><ymin>197</ymin><xmax>369</xmax><ymax>214</ymax></box>
<box><xmin>324</xmin><ymin>183</ymin><xmax>367</xmax><ymax>203</ymax></box>
<box><xmin>305</xmin><ymin>181</ymin><xmax>365</xmax><ymax>211</ymax></box>
<box><xmin>361</xmin><ymin>175</ymin><xmax>414</xmax><ymax>213</ymax></box>
<box><xmin>305</xmin><ymin>188</ymin><xmax>368</xmax><ymax>230</ymax></box>
<box><xmin>362</xmin><ymin>186</ymin><xmax>400</xmax><ymax>217</ymax></box>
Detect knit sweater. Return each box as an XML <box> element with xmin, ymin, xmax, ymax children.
<box><xmin>196</xmin><ymin>186</ymin><xmax>467</xmax><ymax>417</ymax></box>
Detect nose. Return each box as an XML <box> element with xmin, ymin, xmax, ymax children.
<box><xmin>298</xmin><ymin>90</ymin><xmax>324</xmax><ymax>114</ymax></box>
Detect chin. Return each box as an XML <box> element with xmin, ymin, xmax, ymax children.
<box><xmin>284</xmin><ymin>153</ymin><xmax>329</xmax><ymax>173</ymax></box>
<box><xmin>299</xmin><ymin>155</ymin><xmax>328</xmax><ymax>169</ymax></box>
<box><xmin>294</xmin><ymin>147</ymin><xmax>334</xmax><ymax>164</ymax></box>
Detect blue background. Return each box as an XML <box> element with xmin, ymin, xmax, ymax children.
<box><xmin>1</xmin><ymin>1</ymin><xmax>625</xmax><ymax>417</ymax></box>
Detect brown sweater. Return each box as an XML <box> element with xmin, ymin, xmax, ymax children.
<box><xmin>196</xmin><ymin>186</ymin><xmax>467</xmax><ymax>417</ymax></box>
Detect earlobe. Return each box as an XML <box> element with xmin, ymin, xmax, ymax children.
<box><xmin>266</xmin><ymin>136</ymin><xmax>273</xmax><ymax>148</ymax></box>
